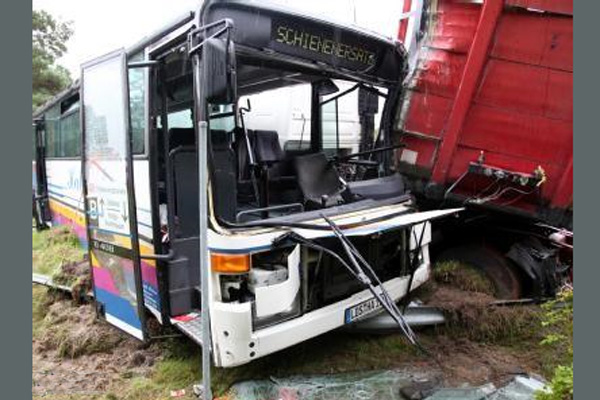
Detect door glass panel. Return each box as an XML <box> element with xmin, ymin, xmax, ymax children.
<box><xmin>82</xmin><ymin>50</ymin><xmax>145</xmax><ymax>340</ymax></box>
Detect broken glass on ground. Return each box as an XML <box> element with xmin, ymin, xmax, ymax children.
<box><xmin>226</xmin><ymin>370</ymin><xmax>547</xmax><ymax>400</ymax></box>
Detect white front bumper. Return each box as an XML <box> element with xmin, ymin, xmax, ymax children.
<box><xmin>210</xmin><ymin>260</ymin><xmax>431</xmax><ymax>367</ymax></box>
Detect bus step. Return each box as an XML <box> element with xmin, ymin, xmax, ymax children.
<box><xmin>170</xmin><ymin>311</ymin><xmax>204</xmax><ymax>346</ymax></box>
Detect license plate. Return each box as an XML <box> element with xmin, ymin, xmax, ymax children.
<box><xmin>344</xmin><ymin>297</ymin><xmax>381</xmax><ymax>324</ymax></box>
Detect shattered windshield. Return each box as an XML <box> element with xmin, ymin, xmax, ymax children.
<box><xmin>209</xmin><ymin>71</ymin><xmax>402</xmax><ymax>225</ymax></box>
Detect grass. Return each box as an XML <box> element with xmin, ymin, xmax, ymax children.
<box><xmin>32</xmin><ymin>225</ymin><xmax>86</xmax><ymax>340</ymax></box>
<box><xmin>32</xmin><ymin>225</ymin><xmax>85</xmax><ymax>277</ymax></box>
<box><xmin>118</xmin><ymin>327</ymin><xmax>425</xmax><ymax>399</ymax></box>
<box><xmin>426</xmin><ymin>261</ymin><xmax>543</xmax><ymax>345</ymax></box>
<box><xmin>32</xmin><ymin>286</ymin><xmax>52</xmax><ymax>339</ymax></box>
<box><xmin>33</xmin><ymin>225</ymin><xmax>121</xmax><ymax>358</ymax></box>
<box><xmin>537</xmin><ymin>287</ymin><xmax>573</xmax><ymax>396</ymax></box>
<box><xmin>433</xmin><ymin>261</ymin><xmax>495</xmax><ymax>295</ymax></box>
<box><xmin>39</xmin><ymin>312</ymin><xmax>125</xmax><ymax>359</ymax></box>
<box><xmin>120</xmin><ymin>357</ymin><xmax>199</xmax><ymax>400</ymax></box>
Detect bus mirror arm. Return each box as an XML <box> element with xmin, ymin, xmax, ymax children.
<box><xmin>139</xmin><ymin>249</ymin><xmax>175</xmax><ymax>261</ymax></box>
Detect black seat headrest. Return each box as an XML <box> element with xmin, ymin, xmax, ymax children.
<box><xmin>210</xmin><ymin>129</ymin><xmax>230</xmax><ymax>149</ymax></box>
<box><xmin>168</xmin><ymin>128</ymin><xmax>195</xmax><ymax>149</ymax></box>
<box><xmin>254</xmin><ymin>130</ymin><xmax>284</xmax><ymax>164</ymax></box>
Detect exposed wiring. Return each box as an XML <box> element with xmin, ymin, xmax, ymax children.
<box><xmin>534</xmin><ymin>165</ymin><xmax>547</xmax><ymax>187</ymax></box>
<box><xmin>467</xmin><ymin>185</ymin><xmax>538</xmax><ymax>205</ymax></box>
<box><xmin>447</xmin><ymin>164</ymin><xmax>547</xmax><ymax>206</ymax></box>
<box><xmin>444</xmin><ymin>169</ymin><xmax>469</xmax><ymax>200</ymax></box>
<box><xmin>462</xmin><ymin>177</ymin><xmax>501</xmax><ymax>204</ymax></box>
<box><xmin>463</xmin><ymin>183</ymin><xmax>504</xmax><ymax>206</ymax></box>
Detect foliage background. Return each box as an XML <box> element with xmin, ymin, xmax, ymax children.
<box><xmin>32</xmin><ymin>10</ymin><xmax>73</xmax><ymax>110</ymax></box>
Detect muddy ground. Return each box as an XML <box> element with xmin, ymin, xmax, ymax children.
<box><xmin>33</xmin><ymin>226</ymin><xmax>554</xmax><ymax>399</ymax></box>
<box><xmin>32</xmin><ymin>292</ymin><xmax>162</xmax><ymax>398</ymax></box>
<box><xmin>32</xmin><ymin>282</ymin><xmax>549</xmax><ymax>399</ymax></box>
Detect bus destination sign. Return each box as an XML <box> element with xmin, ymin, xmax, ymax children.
<box><xmin>271</xmin><ymin>18</ymin><xmax>378</xmax><ymax>70</ymax></box>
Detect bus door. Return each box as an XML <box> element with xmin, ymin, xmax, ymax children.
<box><xmin>33</xmin><ymin>119</ymin><xmax>50</xmax><ymax>228</ymax></box>
<box><xmin>81</xmin><ymin>49</ymin><xmax>146</xmax><ymax>340</ymax></box>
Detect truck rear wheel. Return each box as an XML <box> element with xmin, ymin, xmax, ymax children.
<box><xmin>436</xmin><ymin>245</ymin><xmax>523</xmax><ymax>300</ymax></box>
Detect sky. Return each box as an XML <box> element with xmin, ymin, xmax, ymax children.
<box><xmin>32</xmin><ymin>0</ymin><xmax>405</xmax><ymax>76</ymax></box>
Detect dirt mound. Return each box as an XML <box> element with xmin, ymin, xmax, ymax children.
<box><xmin>425</xmin><ymin>285</ymin><xmax>541</xmax><ymax>343</ymax></box>
<box><xmin>421</xmin><ymin>335</ymin><xmax>543</xmax><ymax>387</ymax></box>
<box><xmin>52</xmin><ymin>259</ymin><xmax>92</xmax><ymax>301</ymax></box>
<box><xmin>33</xmin><ymin>292</ymin><xmax>164</xmax><ymax>397</ymax></box>
<box><xmin>38</xmin><ymin>300</ymin><xmax>129</xmax><ymax>358</ymax></box>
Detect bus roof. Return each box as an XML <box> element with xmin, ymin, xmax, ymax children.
<box><xmin>200</xmin><ymin>0</ymin><xmax>407</xmax><ymax>85</ymax></box>
<box><xmin>33</xmin><ymin>0</ymin><xmax>407</xmax><ymax>118</ymax></box>
<box><xmin>32</xmin><ymin>80</ymin><xmax>80</xmax><ymax>119</ymax></box>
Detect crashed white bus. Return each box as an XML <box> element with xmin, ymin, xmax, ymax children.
<box><xmin>32</xmin><ymin>0</ymin><xmax>459</xmax><ymax>396</ymax></box>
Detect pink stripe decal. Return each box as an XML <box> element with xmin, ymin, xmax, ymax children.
<box><xmin>92</xmin><ymin>266</ymin><xmax>120</xmax><ymax>295</ymax></box>
<box><xmin>51</xmin><ymin>210</ymin><xmax>87</xmax><ymax>244</ymax></box>
<box><xmin>52</xmin><ymin>203</ymin><xmax>158</xmax><ymax>290</ymax></box>
<box><xmin>141</xmin><ymin>261</ymin><xmax>158</xmax><ymax>288</ymax></box>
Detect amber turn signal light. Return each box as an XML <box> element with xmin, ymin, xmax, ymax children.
<box><xmin>211</xmin><ymin>253</ymin><xmax>251</xmax><ymax>273</ymax></box>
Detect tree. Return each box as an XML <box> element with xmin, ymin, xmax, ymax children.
<box><xmin>32</xmin><ymin>10</ymin><xmax>74</xmax><ymax>111</ymax></box>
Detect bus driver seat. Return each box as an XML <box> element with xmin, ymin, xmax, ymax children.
<box><xmin>252</xmin><ymin>130</ymin><xmax>297</xmax><ymax>204</ymax></box>
<box><xmin>294</xmin><ymin>152</ymin><xmax>351</xmax><ymax>208</ymax></box>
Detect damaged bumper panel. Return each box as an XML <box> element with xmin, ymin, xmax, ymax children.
<box><xmin>211</xmin><ymin>261</ymin><xmax>431</xmax><ymax>368</ymax></box>
<box><xmin>205</xmin><ymin>208</ymin><xmax>459</xmax><ymax>367</ymax></box>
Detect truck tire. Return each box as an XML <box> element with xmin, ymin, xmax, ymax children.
<box><xmin>436</xmin><ymin>245</ymin><xmax>523</xmax><ymax>299</ymax></box>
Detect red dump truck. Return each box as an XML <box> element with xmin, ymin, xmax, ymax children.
<box><xmin>394</xmin><ymin>0</ymin><xmax>573</xmax><ymax>298</ymax></box>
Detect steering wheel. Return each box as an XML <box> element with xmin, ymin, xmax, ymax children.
<box><xmin>332</xmin><ymin>144</ymin><xmax>405</xmax><ymax>181</ymax></box>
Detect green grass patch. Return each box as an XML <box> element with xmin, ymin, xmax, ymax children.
<box><xmin>433</xmin><ymin>261</ymin><xmax>495</xmax><ymax>295</ymax></box>
<box><xmin>536</xmin><ymin>288</ymin><xmax>573</xmax><ymax>399</ymax></box>
<box><xmin>32</xmin><ymin>226</ymin><xmax>85</xmax><ymax>277</ymax></box>
<box><xmin>121</xmin><ymin>329</ymin><xmax>425</xmax><ymax>399</ymax></box>
<box><xmin>123</xmin><ymin>357</ymin><xmax>199</xmax><ymax>400</ymax></box>
<box><xmin>32</xmin><ymin>286</ymin><xmax>53</xmax><ymax>339</ymax></box>
<box><xmin>32</xmin><ymin>396</ymin><xmax>104</xmax><ymax>400</ymax></box>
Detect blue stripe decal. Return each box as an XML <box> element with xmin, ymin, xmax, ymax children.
<box><xmin>95</xmin><ymin>287</ymin><xmax>142</xmax><ymax>330</ymax></box>
<box><xmin>208</xmin><ymin>244</ymin><xmax>273</xmax><ymax>254</ymax></box>
<box><xmin>92</xmin><ymin>227</ymin><xmax>132</xmax><ymax>238</ymax></box>
<box><xmin>48</xmin><ymin>190</ymin><xmax>153</xmax><ymax>230</ymax></box>
<box><xmin>48</xmin><ymin>189</ymin><xmax>83</xmax><ymax>205</ymax></box>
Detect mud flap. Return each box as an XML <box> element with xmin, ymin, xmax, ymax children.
<box><xmin>506</xmin><ymin>237</ymin><xmax>560</xmax><ymax>297</ymax></box>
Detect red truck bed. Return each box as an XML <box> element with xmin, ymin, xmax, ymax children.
<box><xmin>395</xmin><ymin>0</ymin><xmax>572</xmax><ymax>227</ymax></box>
